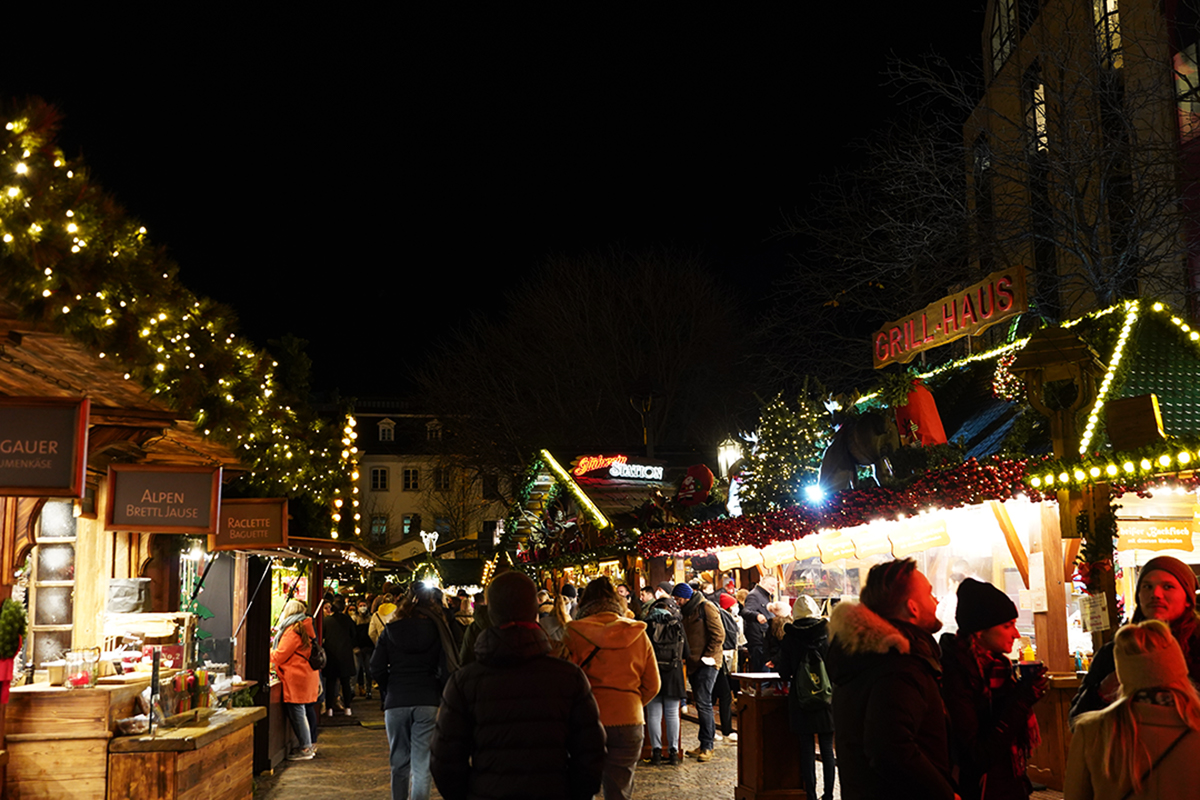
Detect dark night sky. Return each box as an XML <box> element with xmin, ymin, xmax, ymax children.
<box><xmin>4</xmin><ymin>6</ymin><xmax>984</xmax><ymax>397</ymax></box>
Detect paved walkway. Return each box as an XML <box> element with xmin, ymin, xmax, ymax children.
<box><xmin>255</xmin><ymin>701</ymin><xmax>1065</xmax><ymax>799</ymax></box>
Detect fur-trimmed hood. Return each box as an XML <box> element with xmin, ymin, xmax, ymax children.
<box><xmin>827</xmin><ymin>601</ymin><xmax>942</xmax><ymax>686</ymax></box>
<box><xmin>829</xmin><ymin>601</ymin><xmax>910</xmax><ymax>656</ymax></box>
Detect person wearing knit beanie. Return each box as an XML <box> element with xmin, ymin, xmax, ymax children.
<box><xmin>1066</xmin><ymin>620</ymin><xmax>1200</xmax><ymax>799</ymax></box>
<box><xmin>718</xmin><ymin>592</ymin><xmax>737</xmax><ymax>612</ymax></box>
<box><xmin>942</xmin><ymin>578</ymin><xmax>1044</xmax><ymax>800</ymax></box>
<box><xmin>955</xmin><ymin>577</ymin><xmax>1019</xmax><ymax>637</ymax></box>
<box><xmin>487</xmin><ymin>572</ymin><xmax>539</xmax><ymax>626</ymax></box>
<box><xmin>671</xmin><ymin>582</ymin><xmax>694</xmax><ymax>601</ymax></box>
<box><xmin>1072</xmin><ymin>557</ymin><xmax>1200</xmax><ymax>724</ymax></box>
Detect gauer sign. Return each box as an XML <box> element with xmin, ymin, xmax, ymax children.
<box><xmin>872</xmin><ymin>268</ymin><xmax>1028</xmax><ymax>369</ymax></box>
<box><xmin>0</xmin><ymin>397</ymin><xmax>89</xmax><ymax>497</ymax></box>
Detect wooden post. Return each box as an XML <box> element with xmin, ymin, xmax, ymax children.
<box><xmin>1035</xmin><ymin>505</ymin><xmax>1073</xmax><ymax>673</ymax></box>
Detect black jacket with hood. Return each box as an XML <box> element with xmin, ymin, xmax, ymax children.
<box><xmin>826</xmin><ymin>601</ymin><xmax>955</xmax><ymax>800</ymax></box>
<box><xmin>431</xmin><ymin>622</ymin><xmax>605</xmax><ymax>800</ymax></box>
<box><xmin>777</xmin><ymin>616</ymin><xmax>834</xmax><ymax>735</ymax></box>
<box><xmin>370</xmin><ymin>616</ymin><xmax>446</xmax><ymax>709</ymax></box>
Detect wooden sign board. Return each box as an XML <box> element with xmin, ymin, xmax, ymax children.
<box><xmin>0</xmin><ymin>397</ymin><xmax>89</xmax><ymax>497</ymax></box>
<box><xmin>105</xmin><ymin>464</ymin><xmax>222</xmax><ymax>535</ymax></box>
<box><xmin>872</xmin><ymin>268</ymin><xmax>1028</xmax><ymax>369</ymax></box>
<box><xmin>1118</xmin><ymin>520</ymin><xmax>1196</xmax><ymax>552</ymax></box>
<box><xmin>209</xmin><ymin>498</ymin><xmax>288</xmax><ymax>551</ymax></box>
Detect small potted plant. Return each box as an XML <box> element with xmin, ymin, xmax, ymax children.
<box><xmin>0</xmin><ymin>597</ymin><xmax>28</xmax><ymax>684</ymax></box>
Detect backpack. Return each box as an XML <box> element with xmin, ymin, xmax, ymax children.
<box><xmin>790</xmin><ymin>648</ymin><xmax>832</xmax><ymax>710</ymax></box>
<box><xmin>647</xmin><ymin>614</ymin><xmax>685</xmax><ymax>670</ymax></box>
<box><xmin>717</xmin><ymin>605</ymin><xmax>739</xmax><ymax>651</ymax></box>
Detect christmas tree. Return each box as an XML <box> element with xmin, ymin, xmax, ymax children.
<box><xmin>739</xmin><ymin>390</ymin><xmax>829</xmax><ymax>514</ymax></box>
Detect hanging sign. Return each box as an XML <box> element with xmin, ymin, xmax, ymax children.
<box><xmin>1117</xmin><ymin>520</ymin><xmax>1197</xmax><ymax>552</ymax></box>
<box><xmin>818</xmin><ymin>533</ymin><xmax>856</xmax><ymax>564</ymax></box>
<box><xmin>889</xmin><ymin>518</ymin><xmax>951</xmax><ymax>558</ymax></box>
<box><xmin>209</xmin><ymin>498</ymin><xmax>288</xmax><ymax>551</ymax></box>
<box><xmin>106</xmin><ymin>464</ymin><xmax>222</xmax><ymax>534</ymax></box>
<box><xmin>0</xmin><ymin>397</ymin><xmax>89</xmax><ymax>497</ymax></box>
<box><xmin>872</xmin><ymin>268</ymin><xmax>1028</xmax><ymax>368</ymax></box>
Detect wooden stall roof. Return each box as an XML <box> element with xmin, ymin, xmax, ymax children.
<box><xmin>0</xmin><ymin>300</ymin><xmax>242</xmax><ymax>472</ymax></box>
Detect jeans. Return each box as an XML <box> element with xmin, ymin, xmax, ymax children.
<box><xmin>284</xmin><ymin>701</ymin><xmax>318</xmax><ymax>750</ymax></box>
<box><xmin>645</xmin><ymin>695</ymin><xmax>681</xmax><ymax>751</ymax></box>
<box><xmin>385</xmin><ymin>705</ymin><xmax>437</xmax><ymax>800</ymax></box>
<box><xmin>799</xmin><ymin>730</ymin><xmax>836</xmax><ymax>800</ymax></box>
<box><xmin>713</xmin><ymin>666</ymin><xmax>734</xmax><ymax>735</ymax></box>
<box><xmin>691</xmin><ymin>664</ymin><xmax>718</xmax><ymax>750</ymax></box>
<box><xmin>601</xmin><ymin>723</ymin><xmax>643</xmax><ymax>800</ymax></box>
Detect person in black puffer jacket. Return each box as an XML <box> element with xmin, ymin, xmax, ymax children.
<box><xmin>372</xmin><ymin>583</ymin><xmax>461</xmax><ymax>800</ymax></box>
<box><xmin>431</xmin><ymin>572</ymin><xmax>606</xmax><ymax>800</ymax></box>
<box><xmin>776</xmin><ymin>595</ymin><xmax>835</xmax><ymax>800</ymax></box>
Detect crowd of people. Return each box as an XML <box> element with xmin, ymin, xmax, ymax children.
<box><xmin>266</xmin><ymin>553</ymin><xmax>1200</xmax><ymax>800</ymax></box>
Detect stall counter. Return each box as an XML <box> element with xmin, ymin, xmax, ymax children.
<box><xmin>108</xmin><ymin>706</ymin><xmax>265</xmax><ymax>800</ymax></box>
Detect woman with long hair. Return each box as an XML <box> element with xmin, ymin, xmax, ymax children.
<box><xmin>1066</xmin><ymin>619</ymin><xmax>1200</xmax><ymax>798</ymax></box>
<box><xmin>564</xmin><ymin>577</ymin><xmax>660</xmax><ymax>800</ymax></box>
<box><xmin>270</xmin><ymin>598</ymin><xmax>320</xmax><ymax>761</ymax></box>
<box><xmin>371</xmin><ymin>582</ymin><xmax>460</xmax><ymax>800</ymax></box>
<box><xmin>940</xmin><ymin>578</ymin><xmax>1047</xmax><ymax>800</ymax></box>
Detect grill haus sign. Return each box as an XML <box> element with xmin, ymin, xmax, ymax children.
<box><xmin>872</xmin><ymin>268</ymin><xmax>1028</xmax><ymax>369</ymax></box>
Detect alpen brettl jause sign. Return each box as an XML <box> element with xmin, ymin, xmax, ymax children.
<box><xmin>872</xmin><ymin>268</ymin><xmax>1027</xmax><ymax>369</ymax></box>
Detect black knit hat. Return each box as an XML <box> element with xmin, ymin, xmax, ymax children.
<box><xmin>956</xmin><ymin>578</ymin><xmax>1018</xmax><ymax>636</ymax></box>
<box><xmin>487</xmin><ymin>572</ymin><xmax>539</xmax><ymax>625</ymax></box>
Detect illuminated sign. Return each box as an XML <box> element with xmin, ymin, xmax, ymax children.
<box><xmin>609</xmin><ymin>462</ymin><xmax>664</xmax><ymax>480</ymax></box>
<box><xmin>571</xmin><ymin>454</ymin><xmax>665</xmax><ymax>481</ymax></box>
<box><xmin>1118</xmin><ymin>520</ymin><xmax>1197</xmax><ymax>552</ymax></box>
<box><xmin>872</xmin><ymin>268</ymin><xmax>1028</xmax><ymax>369</ymax></box>
<box><xmin>572</xmin><ymin>454</ymin><xmax>627</xmax><ymax>476</ymax></box>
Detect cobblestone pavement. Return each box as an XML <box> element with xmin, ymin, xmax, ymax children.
<box><xmin>256</xmin><ymin>703</ymin><xmax>1065</xmax><ymax>800</ymax></box>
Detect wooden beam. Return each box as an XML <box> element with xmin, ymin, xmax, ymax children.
<box><xmin>990</xmin><ymin>500</ymin><xmax>1029</xmax><ymax>588</ymax></box>
<box><xmin>1063</xmin><ymin>538</ymin><xmax>1080</xmax><ymax>580</ymax></box>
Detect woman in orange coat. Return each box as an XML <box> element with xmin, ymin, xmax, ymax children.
<box><xmin>271</xmin><ymin>599</ymin><xmax>321</xmax><ymax>760</ymax></box>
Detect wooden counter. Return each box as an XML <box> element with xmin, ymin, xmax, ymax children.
<box><xmin>1026</xmin><ymin>673</ymin><xmax>1080</xmax><ymax>792</ymax></box>
<box><xmin>732</xmin><ymin>673</ymin><xmax>805</xmax><ymax>800</ymax></box>
<box><xmin>5</xmin><ymin>680</ymin><xmax>151</xmax><ymax>800</ymax></box>
<box><xmin>108</xmin><ymin>707</ymin><xmax>266</xmax><ymax>800</ymax></box>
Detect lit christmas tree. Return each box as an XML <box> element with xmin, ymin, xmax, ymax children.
<box><xmin>739</xmin><ymin>390</ymin><xmax>829</xmax><ymax>514</ymax></box>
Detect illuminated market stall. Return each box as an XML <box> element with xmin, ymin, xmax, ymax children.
<box><xmin>637</xmin><ymin>297</ymin><xmax>1200</xmax><ymax>791</ymax></box>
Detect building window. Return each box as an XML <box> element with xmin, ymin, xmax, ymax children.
<box><xmin>434</xmin><ymin>467</ymin><xmax>451</xmax><ymax>492</ymax></box>
<box><xmin>370</xmin><ymin>468</ymin><xmax>389</xmax><ymax>491</ymax></box>
<box><xmin>378</xmin><ymin>421</ymin><xmax>394</xmax><ymax>442</ymax></box>
<box><xmin>482</xmin><ymin>473</ymin><xmax>501</xmax><ymax>500</ymax></box>
<box><xmin>403</xmin><ymin>514</ymin><xmax>417</xmax><ymax>537</ymax></box>
<box><xmin>370</xmin><ymin>515</ymin><xmax>388</xmax><ymax>547</ymax></box>
<box><xmin>435</xmin><ymin>518</ymin><xmax>451</xmax><ymax>536</ymax></box>
<box><xmin>991</xmin><ymin>0</ymin><xmax>1017</xmax><ymax>76</ymax></box>
<box><xmin>1024</xmin><ymin>65</ymin><xmax>1047</xmax><ymax>154</ymax></box>
<box><xmin>1094</xmin><ymin>0</ymin><xmax>1122</xmax><ymax>69</ymax></box>
<box><xmin>403</xmin><ymin>469</ymin><xmax>419</xmax><ymax>491</ymax></box>
<box><xmin>29</xmin><ymin>500</ymin><xmax>76</xmax><ymax>668</ymax></box>
<box><xmin>426</xmin><ymin>420</ymin><xmax>442</xmax><ymax>441</ymax></box>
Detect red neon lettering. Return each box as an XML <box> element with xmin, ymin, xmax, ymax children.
<box><xmin>922</xmin><ymin>313</ymin><xmax>935</xmax><ymax>342</ymax></box>
<box><xmin>942</xmin><ymin>301</ymin><xmax>957</xmax><ymax>333</ymax></box>
<box><xmin>996</xmin><ymin>277</ymin><xmax>1014</xmax><ymax>312</ymax></box>
<box><xmin>573</xmin><ymin>455</ymin><xmax>628</xmax><ymax>476</ymax></box>
<box><xmin>890</xmin><ymin>326</ymin><xmax>903</xmax><ymax>358</ymax></box>
<box><xmin>875</xmin><ymin>333</ymin><xmax>890</xmax><ymax>362</ymax></box>
<box><xmin>960</xmin><ymin>292</ymin><xmax>977</xmax><ymax>326</ymax></box>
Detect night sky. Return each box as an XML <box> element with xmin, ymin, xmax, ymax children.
<box><xmin>4</xmin><ymin>6</ymin><xmax>984</xmax><ymax>397</ymax></box>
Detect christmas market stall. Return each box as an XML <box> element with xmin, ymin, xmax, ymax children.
<box><xmin>641</xmin><ymin>297</ymin><xmax>1200</xmax><ymax>792</ymax></box>
<box><xmin>505</xmin><ymin>449</ymin><xmax>727</xmax><ymax>604</ymax></box>
<box><xmin>0</xmin><ymin>102</ymin><xmax>361</xmax><ymax>799</ymax></box>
